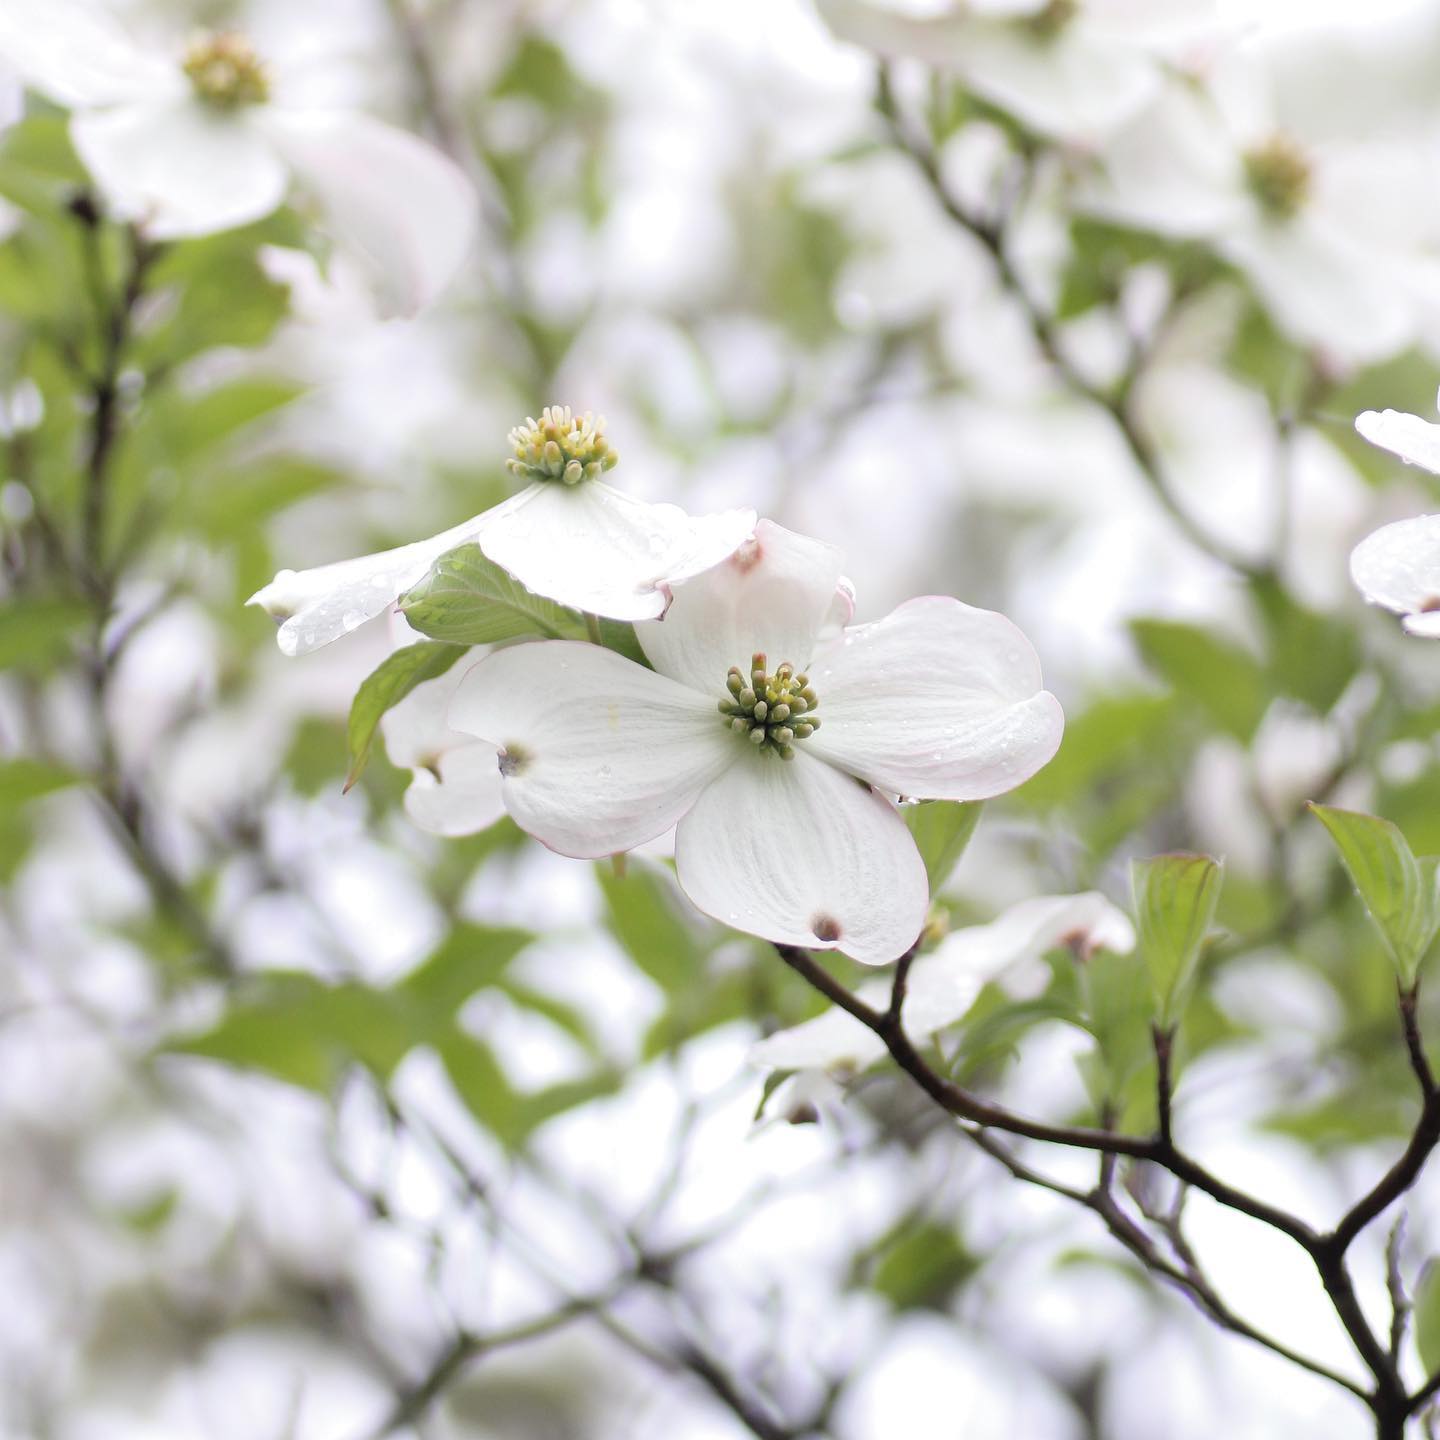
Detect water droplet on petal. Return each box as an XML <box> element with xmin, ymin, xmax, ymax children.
<box><xmin>342</xmin><ymin>610</ymin><xmax>365</xmax><ymax>632</ymax></box>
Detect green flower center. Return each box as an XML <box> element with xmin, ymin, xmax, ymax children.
<box><xmin>506</xmin><ymin>406</ymin><xmax>618</xmax><ymax>487</ymax></box>
<box><xmin>1024</xmin><ymin>0</ymin><xmax>1079</xmax><ymax>40</ymax></box>
<box><xmin>183</xmin><ymin>32</ymin><xmax>270</xmax><ymax>109</ymax></box>
<box><xmin>1243</xmin><ymin>137</ymin><xmax>1310</xmax><ymax>221</ymax></box>
<box><xmin>718</xmin><ymin>653</ymin><xmax>820</xmax><ymax>761</ymax></box>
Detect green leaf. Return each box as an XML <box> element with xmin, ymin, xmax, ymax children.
<box><xmin>1130</xmin><ymin>619</ymin><xmax>1267</xmax><ymax>741</ymax></box>
<box><xmin>598</xmin><ymin>860</ymin><xmax>708</xmax><ymax>994</ymax></box>
<box><xmin>1415</xmin><ymin>1261</ymin><xmax>1440</xmax><ymax>1379</ymax></box>
<box><xmin>395</xmin><ymin>923</ymin><xmax>534</xmax><ymax>1025</ymax></box>
<box><xmin>399</xmin><ymin>544</ymin><xmax>589</xmax><ymax>645</ymax></box>
<box><xmin>345</xmin><ymin>641</ymin><xmax>467</xmax><ymax>789</ymax></box>
<box><xmin>0</xmin><ymin>597</ymin><xmax>88</xmax><ymax>673</ymax></box>
<box><xmin>904</xmin><ymin>801</ymin><xmax>982</xmax><ymax>894</ymax></box>
<box><xmin>1131</xmin><ymin>853</ymin><xmax>1222</xmax><ymax>1027</ymax></box>
<box><xmin>0</xmin><ymin>758</ymin><xmax>76</xmax><ymax>805</ymax></box>
<box><xmin>1078</xmin><ymin>945</ymin><xmax>1156</xmax><ymax>1109</ymax></box>
<box><xmin>865</xmin><ymin>1221</ymin><xmax>980</xmax><ymax>1312</ymax></box>
<box><xmin>1311</xmin><ymin>805</ymin><xmax>1440</xmax><ymax>986</ymax></box>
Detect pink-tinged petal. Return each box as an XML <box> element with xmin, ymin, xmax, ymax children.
<box><xmin>248</xmin><ymin>512</ymin><xmax>490</xmax><ymax>656</ymax></box>
<box><xmin>674</xmin><ymin>751</ymin><xmax>929</xmax><ymax>965</ymax></box>
<box><xmin>639</xmin><ymin>519</ymin><xmax>845</xmax><ymax>693</ymax></box>
<box><xmin>1350</xmin><ymin>514</ymin><xmax>1440</xmax><ymax>626</ymax></box>
<box><xmin>905</xmin><ymin>891</ymin><xmax>1134</xmax><ymax>1034</ymax></box>
<box><xmin>0</xmin><ymin>0</ymin><xmax>181</xmax><ymax>108</ymax></box>
<box><xmin>479</xmin><ymin>480</ymin><xmax>756</xmax><ymax>623</ymax></box>
<box><xmin>72</xmin><ymin>101</ymin><xmax>287</xmax><ymax>239</ymax></box>
<box><xmin>401</xmin><ymin>742</ymin><xmax>506</xmax><ymax>838</ymax></box>
<box><xmin>259</xmin><ymin>109</ymin><xmax>476</xmax><ymax>317</ymax></box>
<box><xmin>1356</xmin><ymin>409</ymin><xmax>1440</xmax><ymax>476</ymax></box>
<box><xmin>806</xmin><ymin>596</ymin><xmax>1063</xmax><ymax>801</ymax></box>
<box><xmin>448</xmin><ymin>641</ymin><xmax>735</xmax><ymax>858</ymax></box>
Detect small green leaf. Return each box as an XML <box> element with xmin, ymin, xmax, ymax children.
<box><xmin>399</xmin><ymin>544</ymin><xmax>589</xmax><ymax>645</ymax></box>
<box><xmin>1130</xmin><ymin>618</ymin><xmax>1267</xmax><ymax>741</ymax></box>
<box><xmin>1132</xmin><ymin>853</ymin><xmax>1222</xmax><ymax>1027</ymax></box>
<box><xmin>1415</xmin><ymin>1260</ymin><xmax>1440</xmax><ymax>1379</ymax></box>
<box><xmin>0</xmin><ymin>597</ymin><xmax>89</xmax><ymax>673</ymax></box>
<box><xmin>345</xmin><ymin>640</ymin><xmax>467</xmax><ymax>789</ymax></box>
<box><xmin>0</xmin><ymin>758</ymin><xmax>76</xmax><ymax>805</ymax></box>
<box><xmin>865</xmin><ymin>1221</ymin><xmax>980</xmax><ymax>1312</ymax></box>
<box><xmin>1311</xmin><ymin>804</ymin><xmax>1440</xmax><ymax>986</ymax></box>
<box><xmin>904</xmin><ymin>800</ymin><xmax>982</xmax><ymax>894</ymax></box>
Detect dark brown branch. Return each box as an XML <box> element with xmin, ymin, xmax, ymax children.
<box><xmin>773</xmin><ymin>943</ymin><xmax>1317</xmax><ymax>1247</ymax></box>
<box><xmin>1153</xmin><ymin>1025</ymin><xmax>1176</xmax><ymax>1149</ymax></box>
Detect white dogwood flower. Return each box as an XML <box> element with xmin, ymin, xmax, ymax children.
<box><xmin>249</xmin><ymin>408</ymin><xmax>757</xmax><ymax>654</ymax></box>
<box><xmin>750</xmin><ymin>891</ymin><xmax>1134</xmax><ymax>1081</ymax></box>
<box><xmin>817</xmin><ymin>0</ymin><xmax>1222</xmax><ymax>145</ymax></box>
<box><xmin>380</xmin><ymin>652</ymin><xmax>503</xmax><ymax>838</ymax></box>
<box><xmin>1350</xmin><ymin>397</ymin><xmax>1440</xmax><ymax>636</ymax></box>
<box><xmin>448</xmin><ymin>520</ymin><xmax>1064</xmax><ymax>964</ymax></box>
<box><xmin>1078</xmin><ymin>21</ymin><xmax>1440</xmax><ymax>362</ymax></box>
<box><xmin>0</xmin><ymin>0</ymin><xmax>477</xmax><ymax>315</ymax></box>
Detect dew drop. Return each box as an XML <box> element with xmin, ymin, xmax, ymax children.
<box><xmin>342</xmin><ymin>609</ymin><xmax>365</xmax><ymax>632</ymax></box>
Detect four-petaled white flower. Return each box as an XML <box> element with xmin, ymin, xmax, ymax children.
<box><xmin>0</xmin><ymin>0</ymin><xmax>478</xmax><ymax>316</ymax></box>
<box><xmin>1077</xmin><ymin>21</ymin><xmax>1440</xmax><ymax>362</ymax></box>
<box><xmin>750</xmin><ymin>891</ymin><xmax>1134</xmax><ymax>1105</ymax></box>
<box><xmin>249</xmin><ymin>408</ymin><xmax>757</xmax><ymax>654</ymax></box>
<box><xmin>817</xmin><ymin>0</ymin><xmax>1222</xmax><ymax>146</ymax></box>
<box><xmin>380</xmin><ymin>651</ymin><xmax>504</xmax><ymax>838</ymax></box>
<box><xmin>447</xmin><ymin>520</ymin><xmax>1064</xmax><ymax>964</ymax></box>
<box><xmin>1350</xmin><ymin>395</ymin><xmax>1440</xmax><ymax>636</ymax></box>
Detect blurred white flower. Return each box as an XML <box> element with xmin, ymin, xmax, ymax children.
<box><xmin>447</xmin><ymin>520</ymin><xmax>1063</xmax><ymax>964</ymax></box>
<box><xmin>249</xmin><ymin>408</ymin><xmax>758</xmax><ymax>654</ymax></box>
<box><xmin>0</xmin><ymin>0</ymin><xmax>477</xmax><ymax>316</ymax></box>
<box><xmin>1350</xmin><ymin>395</ymin><xmax>1440</xmax><ymax>635</ymax></box>
<box><xmin>750</xmin><ymin>890</ymin><xmax>1135</xmax><ymax>1078</ymax></box>
<box><xmin>1350</xmin><ymin>513</ymin><xmax>1440</xmax><ymax>638</ymax></box>
<box><xmin>816</xmin><ymin>0</ymin><xmax>1223</xmax><ymax>145</ymax></box>
<box><xmin>379</xmin><ymin>651</ymin><xmax>503</xmax><ymax>838</ymax></box>
<box><xmin>1078</xmin><ymin>25</ymin><xmax>1440</xmax><ymax>361</ymax></box>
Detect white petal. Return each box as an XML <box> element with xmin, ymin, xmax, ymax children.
<box><xmin>816</xmin><ymin>0</ymin><xmax>1158</xmax><ymax>141</ymax></box>
<box><xmin>401</xmin><ymin>742</ymin><xmax>506</xmax><ymax>838</ymax></box>
<box><xmin>72</xmin><ymin>101</ymin><xmax>287</xmax><ymax>239</ymax></box>
<box><xmin>1220</xmin><ymin>216</ymin><xmax>1417</xmax><ymax>363</ymax></box>
<box><xmin>806</xmin><ymin>596</ymin><xmax>1063</xmax><ymax>801</ymax></box>
<box><xmin>478</xmin><ymin>480</ymin><xmax>756</xmax><ymax>623</ymax></box>
<box><xmin>0</xmin><ymin>0</ymin><xmax>181</xmax><ymax>108</ymax></box>
<box><xmin>639</xmin><ymin>519</ymin><xmax>845</xmax><ymax>693</ymax></box>
<box><xmin>905</xmin><ymin>891</ymin><xmax>1134</xmax><ymax>1035</ymax></box>
<box><xmin>748</xmin><ymin>982</ymin><xmax>891</xmax><ymax>1074</ymax></box>
<box><xmin>674</xmin><ymin>751</ymin><xmax>929</xmax><ymax>965</ymax></box>
<box><xmin>260</xmin><ymin>110</ymin><xmax>477</xmax><ymax>317</ymax></box>
<box><xmin>1350</xmin><ymin>514</ymin><xmax>1440</xmax><ymax>623</ymax></box>
<box><xmin>448</xmin><ymin>641</ymin><xmax>735</xmax><ymax>858</ymax></box>
<box><xmin>380</xmin><ymin>648</ymin><xmax>487</xmax><ymax>768</ymax></box>
<box><xmin>248</xmin><ymin>512</ymin><xmax>490</xmax><ymax>656</ymax></box>
<box><xmin>1355</xmin><ymin>409</ymin><xmax>1440</xmax><ymax>476</ymax></box>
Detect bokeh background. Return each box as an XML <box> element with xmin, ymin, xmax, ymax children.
<box><xmin>10</xmin><ymin>0</ymin><xmax>1440</xmax><ymax>1436</ymax></box>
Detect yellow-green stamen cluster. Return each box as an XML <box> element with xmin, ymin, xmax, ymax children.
<box><xmin>182</xmin><ymin>31</ymin><xmax>269</xmax><ymax>109</ymax></box>
<box><xmin>1243</xmin><ymin>136</ymin><xmax>1310</xmax><ymax>221</ymax></box>
<box><xmin>1024</xmin><ymin>0</ymin><xmax>1079</xmax><ymax>40</ymax></box>
<box><xmin>506</xmin><ymin>406</ymin><xmax>618</xmax><ymax>487</ymax></box>
<box><xmin>718</xmin><ymin>653</ymin><xmax>820</xmax><ymax>761</ymax></box>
